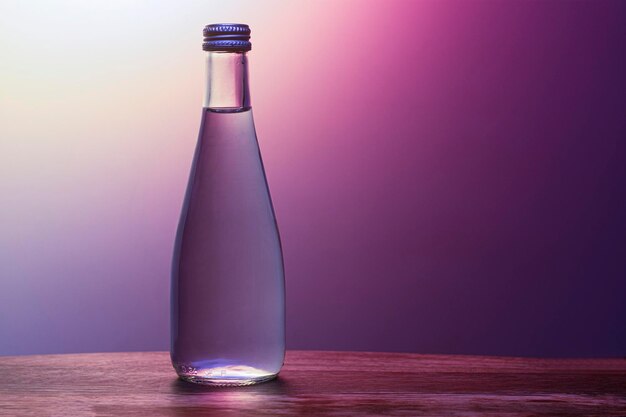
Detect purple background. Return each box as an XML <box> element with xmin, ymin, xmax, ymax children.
<box><xmin>1</xmin><ymin>0</ymin><xmax>625</xmax><ymax>357</ymax></box>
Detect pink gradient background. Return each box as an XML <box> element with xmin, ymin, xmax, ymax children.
<box><xmin>1</xmin><ymin>0</ymin><xmax>625</xmax><ymax>357</ymax></box>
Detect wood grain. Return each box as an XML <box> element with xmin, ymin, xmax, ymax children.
<box><xmin>0</xmin><ymin>351</ymin><xmax>625</xmax><ymax>416</ymax></box>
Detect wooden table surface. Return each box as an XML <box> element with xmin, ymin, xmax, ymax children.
<box><xmin>1</xmin><ymin>350</ymin><xmax>625</xmax><ymax>416</ymax></box>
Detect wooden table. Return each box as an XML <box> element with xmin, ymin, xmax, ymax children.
<box><xmin>1</xmin><ymin>351</ymin><xmax>625</xmax><ymax>416</ymax></box>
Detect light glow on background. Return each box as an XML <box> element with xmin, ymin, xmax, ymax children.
<box><xmin>1</xmin><ymin>0</ymin><xmax>625</xmax><ymax>356</ymax></box>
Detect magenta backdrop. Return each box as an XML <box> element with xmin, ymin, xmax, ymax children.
<box><xmin>1</xmin><ymin>0</ymin><xmax>625</xmax><ymax>357</ymax></box>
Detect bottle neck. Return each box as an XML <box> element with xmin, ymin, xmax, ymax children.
<box><xmin>203</xmin><ymin>51</ymin><xmax>251</xmax><ymax>112</ymax></box>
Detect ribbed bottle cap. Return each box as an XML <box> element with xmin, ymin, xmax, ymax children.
<box><xmin>203</xmin><ymin>23</ymin><xmax>251</xmax><ymax>52</ymax></box>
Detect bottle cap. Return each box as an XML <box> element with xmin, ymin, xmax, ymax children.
<box><xmin>203</xmin><ymin>23</ymin><xmax>251</xmax><ymax>52</ymax></box>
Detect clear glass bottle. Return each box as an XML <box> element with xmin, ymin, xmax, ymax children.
<box><xmin>171</xmin><ymin>24</ymin><xmax>285</xmax><ymax>386</ymax></box>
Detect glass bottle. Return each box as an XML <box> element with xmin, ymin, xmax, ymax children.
<box><xmin>171</xmin><ymin>23</ymin><xmax>285</xmax><ymax>386</ymax></box>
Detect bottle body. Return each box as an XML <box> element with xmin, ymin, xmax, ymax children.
<box><xmin>171</xmin><ymin>41</ymin><xmax>285</xmax><ymax>386</ymax></box>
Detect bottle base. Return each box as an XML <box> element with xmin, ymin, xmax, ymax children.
<box><xmin>175</xmin><ymin>364</ymin><xmax>278</xmax><ymax>386</ymax></box>
<box><xmin>179</xmin><ymin>373</ymin><xmax>277</xmax><ymax>386</ymax></box>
